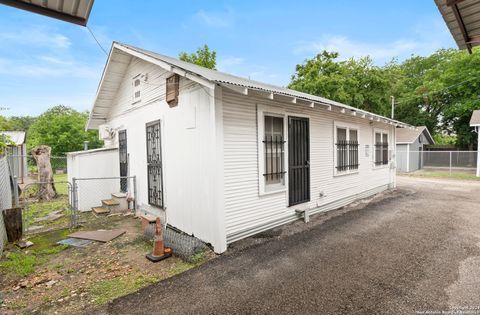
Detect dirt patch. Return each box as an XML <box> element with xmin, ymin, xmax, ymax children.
<box><xmin>0</xmin><ymin>214</ymin><xmax>214</xmax><ymax>314</ymax></box>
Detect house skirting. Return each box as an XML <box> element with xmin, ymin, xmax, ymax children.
<box><xmin>226</xmin><ymin>184</ymin><xmax>390</xmax><ymax>244</ymax></box>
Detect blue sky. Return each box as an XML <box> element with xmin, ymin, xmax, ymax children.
<box><xmin>0</xmin><ymin>0</ymin><xmax>456</xmax><ymax>117</ymax></box>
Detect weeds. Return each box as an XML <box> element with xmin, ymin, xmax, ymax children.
<box><xmin>89</xmin><ymin>275</ymin><xmax>159</xmax><ymax>305</ymax></box>
<box><xmin>0</xmin><ymin>252</ymin><xmax>37</xmax><ymax>276</ymax></box>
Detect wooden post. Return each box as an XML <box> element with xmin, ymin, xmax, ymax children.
<box><xmin>2</xmin><ymin>208</ymin><xmax>22</xmax><ymax>242</ymax></box>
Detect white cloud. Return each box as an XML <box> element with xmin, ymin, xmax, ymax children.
<box><xmin>216</xmin><ymin>55</ymin><xmax>284</xmax><ymax>85</ymax></box>
<box><xmin>0</xmin><ymin>57</ymin><xmax>99</xmax><ymax>79</ymax></box>
<box><xmin>293</xmin><ymin>18</ymin><xmax>455</xmax><ymax>65</ymax></box>
<box><xmin>194</xmin><ymin>8</ymin><xmax>235</xmax><ymax>28</ymax></box>
<box><xmin>0</xmin><ymin>27</ymin><xmax>71</xmax><ymax>49</ymax></box>
<box><xmin>294</xmin><ymin>36</ymin><xmax>420</xmax><ymax>63</ymax></box>
<box><xmin>217</xmin><ymin>56</ymin><xmax>244</xmax><ymax>70</ymax></box>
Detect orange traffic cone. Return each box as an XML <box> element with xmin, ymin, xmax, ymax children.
<box><xmin>146</xmin><ymin>217</ymin><xmax>172</xmax><ymax>262</ymax></box>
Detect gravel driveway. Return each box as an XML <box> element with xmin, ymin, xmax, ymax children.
<box><xmin>91</xmin><ymin>176</ymin><xmax>480</xmax><ymax>315</ymax></box>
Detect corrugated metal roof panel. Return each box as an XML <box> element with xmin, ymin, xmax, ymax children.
<box><xmin>1</xmin><ymin>131</ymin><xmax>26</xmax><ymax>145</ymax></box>
<box><xmin>0</xmin><ymin>0</ymin><xmax>94</xmax><ymax>26</ymax></box>
<box><xmin>86</xmin><ymin>42</ymin><xmax>411</xmax><ymax>129</ymax></box>
<box><xmin>435</xmin><ymin>0</ymin><xmax>480</xmax><ymax>50</ymax></box>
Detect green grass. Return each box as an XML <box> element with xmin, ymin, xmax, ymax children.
<box><xmin>23</xmin><ymin>195</ymin><xmax>70</xmax><ymax>228</ymax></box>
<box><xmin>0</xmin><ymin>252</ymin><xmax>37</xmax><ymax>276</ymax></box>
<box><xmin>0</xmin><ymin>229</ymin><xmax>70</xmax><ymax>277</ymax></box>
<box><xmin>53</xmin><ymin>173</ymin><xmax>68</xmax><ymax>196</ymax></box>
<box><xmin>401</xmin><ymin>171</ymin><xmax>480</xmax><ymax>181</ymax></box>
<box><xmin>168</xmin><ymin>251</ymin><xmax>207</xmax><ymax>277</ymax></box>
<box><xmin>89</xmin><ymin>275</ymin><xmax>159</xmax><ymax>305</ymax></box>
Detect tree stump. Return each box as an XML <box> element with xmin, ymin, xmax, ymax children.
<box><xmin>31</xmin><ymin>145</ymin><xmax>56</xmax><ymax>201</ymax></box>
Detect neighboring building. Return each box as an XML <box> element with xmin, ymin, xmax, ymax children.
<box><xmin>1</xmin><ymin>131</ymin><xmax>27</xmax><ymax>183</ymax></box>
<box><xmin>70</xmin><ymin>42</ymin><xmax>411</xmax><ymax>253</ymax></box>
<box><xmin>470</xmin><ymin>109</ymin><xmax>480</xmax><ymax>176</ymax></box>
<box><xmin>396</xmin><ymin>126</ymin><xmax>435</xmax><ymax>173</ymax></box>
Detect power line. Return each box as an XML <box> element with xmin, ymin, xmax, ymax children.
<box><xmin>395</xmin><ymin>72</ymin><xmax>480</xmax><ymax>105</ymax></box>
<box><xmin>87</xmin><ymin>25</ymin><xmax>108</xmax><ymax>56</ymax></box>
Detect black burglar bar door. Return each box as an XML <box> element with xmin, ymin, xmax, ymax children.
<box><xmin>146</xmin><ymin>120</ymin><xmax>164</xmax><ymax>208</ymax></box>
<box><xmin>118</xmin><ymin>130</ymin><xmax>128</xmax><ymax>192</ymax></box>
<box><xmin>288</xmin><ymin>116</ymin><xmax>310</xmax><ymax>206</ymax></box>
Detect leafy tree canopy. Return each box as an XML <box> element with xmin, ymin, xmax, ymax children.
<box><xmin>289</xmin><ymin>48</ymin><xmax>480</xmax><ymax>149</ymax></box>
<box><xmin>179</xmin><ymin>44</ymin><xmax>217</xmax><ymax>69</ymax></box>
<box><xmin>27</xmin><ymin>105</ymin><xmax>102</xmax><ymax>156</ymax></box>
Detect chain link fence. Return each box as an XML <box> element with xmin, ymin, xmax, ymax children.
<box><xmin>6</xmin><ymin>155</ymin><xmax>67</xmax><ymax>184</ymax></box>
<box><xmin>20</xmin><ymin>181</ymin><xmax>73</xmax><ymax>235</ymax></box>
<box><xmin>0</xmin><ymin>156</ymin><xmax>12</xmax><ymax>255</ymax></box>
<box><xmin>397</xmin><ymin>150</ymin><xmax>477</xmax><ymax>174</ymax></box>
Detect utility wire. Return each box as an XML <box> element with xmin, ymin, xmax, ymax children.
<box><xmin>394</xmin><ymin>72</ymin><xmax>480</xmax><ymax>105</ymax></box>
<box><xmin>87</xmin><ymin>25</ymin><xmax>108</xmax><ymax>56</ymax></box>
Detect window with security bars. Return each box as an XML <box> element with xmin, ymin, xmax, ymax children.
<box><xmin>263</xmin><ymin>115</ymin><xmax>285</xmax><ymax>186</ymax></box>
<box><xmin>374</xmin><ymin>132</ymin><xmax>389</xmax><ymax>166</ymax></box>
<box><xmin>335</xmin><ymin>127</ymin><xmax>359</xmax><ymax>172</ymax></box>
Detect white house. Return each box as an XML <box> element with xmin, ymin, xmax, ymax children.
<box><xmin>395</xmin><ymin>126</ymin><xmax>435</xmax><ymax>173</ymax></box>
<box><xmin>70</xmin><ymin>42</ymin><xmax>411</xmax><ymax>253</ymax></box>
<box><xmin>470</xmin><ymin>110</ymin><xmax>480</xmax><ymax>177</ymax></box>
<box><xmin>1</xmin><ymin>131</ymin><xmax>28</xmax><ymax>184</ymax></box>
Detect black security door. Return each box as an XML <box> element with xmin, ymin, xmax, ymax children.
<box><xmin>146</xmin><ymin>120</ymin><xmax>164</xmax><ymax>208</ymax></box>
<box><xmin>118</xmin><ymin>130</ymin><xmax>128</xmax><ymax>192</ymax></box>
<box><xmin>288</xmin><ymin>116</ymin><xmax>310</xmax><ymax>206</ymax></box>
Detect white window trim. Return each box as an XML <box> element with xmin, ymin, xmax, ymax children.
<box><xmin>257</xmin><ymin>105</ymin><xmax>287</xmax><ymax>196</ymax></box>
<box><xmin>373</xmin><ymin>128</ymin><xmax>389</xmax><ymax>169</ymax></box>
<box><xmin>132</xmin><ymin>74</ymin><xmax>142</xmax><ymax>105</ymax></box>
<box><xmin>333</xmin><ymin>121</ymin><xmax>360</xmax><ymax>176</ymax></box>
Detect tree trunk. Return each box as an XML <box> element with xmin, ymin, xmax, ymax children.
<box><xmin>31</xmin><ymin>145</ymin><xmax>56</xmax><ymax>201</ymax></box>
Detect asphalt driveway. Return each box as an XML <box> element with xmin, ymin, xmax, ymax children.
<box><xmin>92</xmin><ymin>176</ymin><xmax>480</xmax><ymax>315</ymax></box>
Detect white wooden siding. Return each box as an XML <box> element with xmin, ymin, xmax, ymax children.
<box><xmin>98</xmin><ymin>57</ymin><xmax>225</xmax><ymax>251</ymax></box>
<box><xmin>222</xmin><ymin>88</ymin><xmax>395</xmax><ymax>243</ymax></box>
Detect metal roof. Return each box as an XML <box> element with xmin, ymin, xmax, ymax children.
<box><xmin>470</xmin><ymin>109</ymin><xmax>480</xmax><ymax>125</ymax></box>
<box><xmin>1</xmin><ymin>131</ymin><xmax>26</xmax><ymax>145</ymax></box>
<box><xmin>435</xmin><ymin>0</ymin><xmax>480</xmax><ymax>53</ymax></box>
<box><xmin>87</xmin><ymin>42</ymin><xmax>413</xmax><ymax>129</ymax></box>
<box><xmin>396</xmin><ymin>126</ymin><xmax>435</xmax><ymax>144</ymax></box>
<box><xmin>0</xmin><ymin>0</ymin><xmax>94</xmax><ymax>26</ymax></box>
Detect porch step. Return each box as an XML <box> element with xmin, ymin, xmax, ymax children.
<box><xmin>111</xmin><ymin>192</ymin><xmax>129</xmax><ymax>213</ymax></box>
<box><xmin>102</xmin><ymin>199</ymin><xmax>120</xmax><ymax>206</ymax></box>
<box><xmin>92</xmin><ymin>206</ymin><xmax>110</xmax><ymax>215</ymax></box>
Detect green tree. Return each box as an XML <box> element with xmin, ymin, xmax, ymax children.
<box><xmin>0</xmin><ymin>115</ymin><xmax>13</xmax><ymax>130</ymax></box>
<box><xmin>179</xmin><ymin>44</ymin><xmax>217</xmax><ymax>69</ymax></box>
<box><xmin>10</xmin><ymin>116</ymin><xmax>37</xmax><ymax>131</ymax></box>
<box><xmin>28</xmin><ymin>105</ymin><xmax>102</xmax><ymax>156</ymax></box>
<box><xmin>288</xmin><ymin>51</ymin><xmax>391</xmax><ymax>116</ymax></box>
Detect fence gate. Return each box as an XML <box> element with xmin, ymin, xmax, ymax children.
<box><xmin>20</xmin><ymin>181</ymin><xmax>74</xmax><ymax>235</ymax></box>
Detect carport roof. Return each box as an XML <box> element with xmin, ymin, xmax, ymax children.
<box><xmin>435</xmin><ymin>0</ymin><xmax>480</xmax><ymax>53</ymax></box>
<box><xmin>470</xmin><ymin>109</ymin><xmax>480</xmax><ymax>126</ymax></box>
<box><xmin>0</xmin><ymin>0</ymin><xmax>94</xmax><ymax>26</ymax></box>
<box><xmin>396</xmin><ymin>126</ymin><xmax>435</xmax><ymax>144</ymax></box>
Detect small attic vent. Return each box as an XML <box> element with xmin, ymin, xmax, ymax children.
<box><xmin>166</xmin><ymin>74</ymin><xmax>179</xmax><ymax>107</ymax></box>
<box><xmin>132</xmin><ymin>73</ymin><xmax>147</xmax><ymax>104</ymax></box>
